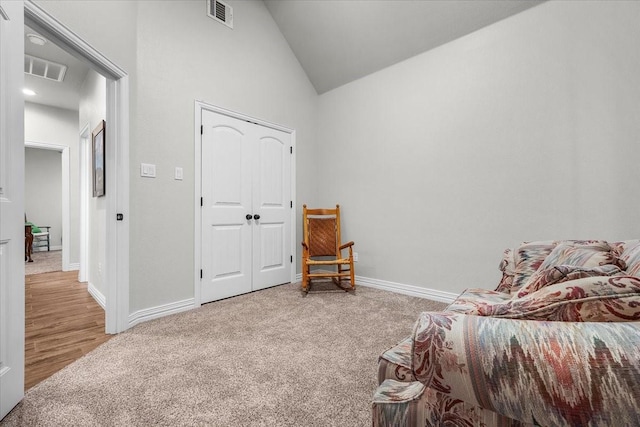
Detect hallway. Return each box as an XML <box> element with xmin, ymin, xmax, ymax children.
<box><xmin>25</xmin><ymin>270</ymin><xmax>110</xmax><ymax>390</ymax></box>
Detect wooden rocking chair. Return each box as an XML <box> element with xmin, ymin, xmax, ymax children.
<box><xmin>301</xmin><ymin>204</ymin><xmax>355</xmax><ymax>292</ymax></box>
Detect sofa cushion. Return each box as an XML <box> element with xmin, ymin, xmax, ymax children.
<box><xmin>611</xmin><ymin>240</ymin><xmax>640</xmax><ymax>256</ymax></box>
<box><xmin>535</xmin><ymin>241</ymin><xmax>621</xmax><ymax>272</ymax></box>
<box><xmin>478</xmin><ymin>275</ymin><xmax>640</xmax><ymax>322</ymax></box>
<box><xmin>25</xmin><ymin>222</ymin><xmax>41</xmax><ymax>233</ymax></box>
<box><xmin>511</xmin><ymin>241</ymin><xmax>557</xmax><ymax>293</ymax></box>
<box><xmin>617</xmin><ymin>240</ymin><xmax>640</xmax><ymax>277</ymax></box>
<box><xmin>447</xmin><ymin>288</ymin><xmax>511</xmax><ymax>315</ymax></box>
<box><xmin>516</xmin><ymin>264</ymin><xmax>624</xmax><ymax>298</ymax></box>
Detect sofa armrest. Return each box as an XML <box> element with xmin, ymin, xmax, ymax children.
<box><xmin>411</xmin><ymin>312</ymin><xmax>640</xmax><ymax>426</ymax></box>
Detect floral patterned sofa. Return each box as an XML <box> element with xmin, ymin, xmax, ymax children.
<box><xmin>372</xmin><ymin>240</ymin><xmax>640</xmax><ymax>426</ymax></box>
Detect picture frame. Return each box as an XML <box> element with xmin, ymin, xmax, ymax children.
<box><xmin>92</xmin><ymin>120</ymin><xmax>106</xmax><ymax>197</ymax></box>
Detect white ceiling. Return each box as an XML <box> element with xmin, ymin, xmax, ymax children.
<box><xmin>264</xmin><ymin>0</ymin><xmax>543</xmax><ymax>94</ymax></box>
<box><xmin>22</xmin><ymin>1</ymin><xmax>543</xmax><ymax>110</ymax></box>
<box><xmin>24</xmin><ymin>24</ymin><xmax>90</xmax><ymax>111</ymax></box>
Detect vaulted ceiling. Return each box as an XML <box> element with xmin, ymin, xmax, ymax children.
<box><xmin>264</xmin><ymin>0</ymin><xmax>543</xmax><ymax>93</ymax></box>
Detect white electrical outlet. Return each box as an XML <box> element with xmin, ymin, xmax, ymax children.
<box><xmin>353</xmin><ymin>252</ymin><xmax>359</xmax><ymax>262</ymax></box>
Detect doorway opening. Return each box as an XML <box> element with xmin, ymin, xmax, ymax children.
<box><xmin>24</xmin><ymin>141</ymin><xmax>69</xmax><ymax>273</ymax></box>
<box><xmin>24</xmin><ymin>1</ymin><xmax>130</xmax><ymax>332</ymax></box>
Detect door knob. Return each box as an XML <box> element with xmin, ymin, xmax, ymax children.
<box><xmin>253</xmin><ymin>214</ymin><xmax>260</xmax><ymax>220</ymax></box>
<box><xmin>246</xmin><ymin>214</ymin><xmax>253</xmax><ymax>220</ymax></box>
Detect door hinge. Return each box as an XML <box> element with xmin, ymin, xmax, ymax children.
<box><xmin>201</xmin><ymin>197</ymin><xmax>203</xmax><ymax>207</ymax></box>
<box><xmin>200</xmin><ymin>269</ymin><xmax>203</xmax><ymax>279</ymax></box>
<box><xmin>116</xmin><ymin>213</ymin><xmax>124</xmax><ymax>221</ymax></box>
<box><xmin>290</xmin><ymin>255</ymin><xmax>293</xmax><ymax>263</ymax></box>
<box><xmin>290</xmin><ymin>146</ymin><xmax>292</xmax><ymax>154</ymax></box>
<box><xmin>201</xmin><ymin>125</ymin><xmax>203</xmax><ymax>135</ymax></box>
<box><xmin>290</xmin><ymin>201</ymin><xmax>293</xmax><ymax>208</ymax></box>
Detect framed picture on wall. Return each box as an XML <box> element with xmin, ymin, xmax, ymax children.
<box><xmin>92</xmin><ymin>120</ymin><xmax>106</xmax><ymax>197</ymax></box>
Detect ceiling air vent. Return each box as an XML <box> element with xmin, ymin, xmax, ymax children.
<box><xmin>207</xmin><ymin>0</ymin><xmax>233</xmax><ymax>29</ymax></box>
<box><xmin>24</xmin><ymin>54</ymin><xmax>67</xmax><ymax>82</ymax></box>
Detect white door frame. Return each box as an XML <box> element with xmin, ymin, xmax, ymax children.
<box><xmin>24</xmin><ymin>0</ymin><xmax>130</xmax><ymax>333</ymax></box>
<box><xmin>78</xmin><ymin>124</ymin><xmax>90</xmax><ymax>283</ymax></box>
<box><xmin>24</xmin><ymin>140</ymin><xmax>71</xmax><ymax>270</ymax></box>
<box><xmin>194</xmin><ymin>101</ymin><xmax>297</xmax><ymax>306</ymax></box>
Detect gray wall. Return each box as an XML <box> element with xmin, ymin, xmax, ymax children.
<box><xmin>316</xmin><ymin>1</ymin><xmax>640</xmax><ymax>294</ymax></box>
<box><xmin>25</xmin><ymin>147</ymin><xmax>62</xmax><ymax>249</ymax></box>
<box><xmin>79</xmin><ymin>69</ymin><xmax>107</xmax><ymax>296</ymax></box>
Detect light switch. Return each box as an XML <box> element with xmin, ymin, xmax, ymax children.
<box><xmin>175</xmin><ymin>167</ymin><xmax>183</xmax><ymax>180</ymax></box>
<box><xmin>140</xmin><ymin>163</ymin><xmax>156</xmax><ymax>178</ymax></box>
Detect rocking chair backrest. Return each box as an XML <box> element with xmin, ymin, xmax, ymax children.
<box><xmin>308</xmin><ymin>217</ymin><xmax>337</xmax><ymax>256</ymax></box>
<box><xmin>303</xmin><ymin>205</ymin><xmax>342</xmax><ymax>257</ymax></box>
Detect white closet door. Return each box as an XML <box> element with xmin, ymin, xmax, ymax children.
<box><xmin>201</xmin><ymin>111</ymin><xmax>253</xmax><ymax>302</ymax></box>
<box><xmin>201</xmin><ymin>109</ymin><xmax>291</xmax><ymax>303</ymax></box>
<box><xmin>252</xmin><ymin>127</ymin><xmax>291</xmax><ymax>291</ymax></box>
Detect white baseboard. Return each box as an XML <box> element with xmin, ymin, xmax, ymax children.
<box><xmin>294</xmin><ymin>273</ymin><xmax>457</xmax><ymax>303</ymax></box>
<box><xmin>66</xmin><ymin>262</ymin><xmax>80</xmax><ymax>271</ymax></box>
<box><xmin>88</xmin><ymin>282</ymin><xmax>106</xmax><ymax>310</ymax></box>
<box><xmin>128</xmin><ymin>298</ymin><xmax>195</xmax><ymax>328</ymax></box>
<box><xmin>32</xmin><ymin>245</ymin><xmax>62</xmax><ymax>252</ymax></box>
<box><xmin>355</xmin><ymin>276</ymin><xmax>458</xmax><ymax>303</ymax></box>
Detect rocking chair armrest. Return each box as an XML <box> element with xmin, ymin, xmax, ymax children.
<box><xmin>301</xmin><ymin>242</ymin><xmax>309</xmax><ymax>253</ymax></box>
<box><xmin>339</xmin><ymin>241</ymin><xmax>355</xmax><ymax>250</ymax></box>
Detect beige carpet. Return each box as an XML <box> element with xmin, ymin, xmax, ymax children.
<box><xmin>25</xmin><ymin>250</ymin><xmax>62</xmax><ymax>275</ymax></box>
<box><xmin>2</xmin><ymin>281</ymin><xmax>447</xmax><ymax>426</ymax></box>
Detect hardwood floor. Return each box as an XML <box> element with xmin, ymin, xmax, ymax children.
<box><xmin>25</xmin><ymin>271</ymin><xmax>111</xmax><ymax>390</ymax></box>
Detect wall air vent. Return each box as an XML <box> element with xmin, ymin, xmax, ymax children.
<box><xmin>24</xmin><ymin>54</ymin><xmax>67</xmax><ymax>82</ymax></box>
<box><xmin>207</xmin><ymin>0</ymin><xmax>233</xmax><ymax>29</ymax></box>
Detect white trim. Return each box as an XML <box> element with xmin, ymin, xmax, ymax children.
<box><xmin>293</xmin><ymin>273</ymin><xmax>458</xmax><ymax>303</ymax></box>
<box><xmin>24</xmin><ymin>140</ymin><xmax>66</xmax><ymax>151</ymax></box>
<box><xmin>105</xmin><ymin>75</ymin><xmax>131</xmax><ymax>334</ymax></box>
<box><xmin>194</xmin><ymin>104</ymin><xmax>202</xmax><ymax>308</ymax></box>
<box><xmin>356</xmin><ymin>276</ymin><xmax>458</xmax><ymax>303</ymax></box>
<box><xmin>25</xmin><ymin>1</ymin><xmax>131</xmax><ymax>334</ymax></box>
<box><xmin>32</xmin><ymin>245</ymin><xmax>62</xmax><ymax>252</ymax></box>
<box><xmin>24</xmin><ymin>141</ymin><xmax>71</xmax><ymax>271</ymax></box>
<box><xmin>68</xmin><ymin>262</ymin><xmax>80</xmax><ymax>271</ymax></box>
<box><xmin>128</xmin><ymin>299</ymin><xmax>195</xmax><ymax>328</ymax></box>
<box><xmin>78</xmin><ymin>123</ymin><xmax>90</xmax><ymax>283</ymax></box>
<box><xmin>61</xmin><ymin>145</ymin><xmax>70</xmax><ymax>270</ymax></box>
<box><xmin>289</xmin><ymin>131</ymin><xmax>296</xmax><ymax>285</ymax></box>
<box><xmin>88</xmin><ymin>282</ymin><xmax>106</xmax><ymax>310</ymax></box>
<box><xmin>24</xmin><ymin>2</ymin><xmax>126</xmax><ymax>80</ymax></box>
<box><xmin>194</xmin><ymin>100</ymin><xmax>297</xmax><ymax>306</ymax></box>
